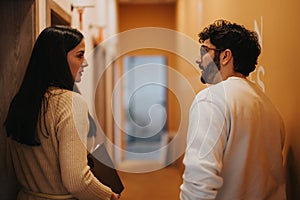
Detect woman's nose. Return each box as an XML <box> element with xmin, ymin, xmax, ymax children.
<box><xmin>82</xmin><ymin>58</ymin><xmax>88</xmax><ymax>68</ymax></box>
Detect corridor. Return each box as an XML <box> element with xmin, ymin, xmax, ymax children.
<box><xmin>1</xmin><ymin>0</ymin><xmax>300</xmax><ymax>199</ymax></box>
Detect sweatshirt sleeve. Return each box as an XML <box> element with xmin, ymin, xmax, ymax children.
<box><xmin>55</xmin><ymin>92</ymin><xmax>112</xmax><ymax>200</ymax></box>
<box><xmin>180</xmin><ymin>98</ymin><xmax>228</xmax><ymax>200</ymax></box>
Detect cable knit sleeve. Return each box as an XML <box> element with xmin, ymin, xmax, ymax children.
<box><xmin>55</xmin><ymin>91</ymin><xmax>112</xmax><ymax>200</ymax></box>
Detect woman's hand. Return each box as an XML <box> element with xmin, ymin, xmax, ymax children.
<box><xmin>111</xmin><ymin>192</ymin><xmax>120</xmax><ymax>200</ymax></box>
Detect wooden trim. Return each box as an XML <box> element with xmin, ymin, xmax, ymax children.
<box><xmin>46</xmin><ymin>0</ymin><xmax>71</xmax><ymax>26</ymax></box>
<box><xmin>34</xmin><ymin>0</ymin><xmax>39</xmax><ymax>39</ymax></box>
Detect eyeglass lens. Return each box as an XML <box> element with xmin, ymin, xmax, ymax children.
<box><xmin>200</xmin><ymin>46</ymin><xmax>209</xmax><ymax>57</ymax></box>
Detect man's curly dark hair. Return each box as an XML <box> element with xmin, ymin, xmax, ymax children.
<box><xmin>198</xmin><ymin>20</ymin><xmax>261</xmax><ymax>76</ymax></box>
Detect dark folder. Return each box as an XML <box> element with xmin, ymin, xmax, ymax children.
<box><xmin>88</xmin><ymin>144</ymin><xmax>124</xmax><ymax>194</ymax></box>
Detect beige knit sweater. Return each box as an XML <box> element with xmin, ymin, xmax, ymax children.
<box><xmin>7</xmin><ymin>88</ymin><xmax>113</xmax><ymax>200</ymax></box>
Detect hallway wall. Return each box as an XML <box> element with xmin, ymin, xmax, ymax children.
<box><xmin>118</xmin><ymin>3</ymin><xmax>175</xmax><ymax>31</ymax></box>
<box><xmin>0</xmin><ymin>1</ymin><xmax>36</xmax><ymax>199</ymax></box>
<box><xmin>176</xmin><ymin>0</ymin><xmax>300</xmax><ymax>199</ymax></box>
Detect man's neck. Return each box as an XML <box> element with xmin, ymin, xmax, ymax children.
<box><xmin>222</xmin><ymin>71</ymin><xmax>246</xmax><ymax>81</ymax></box>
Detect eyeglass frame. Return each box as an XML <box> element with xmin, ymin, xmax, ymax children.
<box><xmin>200</xmin><ymin>45</ymin><xmax>224</xmax><ymax>58</ymax></box>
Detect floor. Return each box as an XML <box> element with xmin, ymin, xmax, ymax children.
<box><xmin>118</xmin><ymin>163</ymin><xmax>182</xmax><ymax>200</ymax></box>
<box><xmin>125</xmin><ymin>140</ymin><xmax>162</xmax><ymax>160</ymax></box>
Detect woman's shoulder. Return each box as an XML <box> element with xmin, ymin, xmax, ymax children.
<box><xmin>47</xmin><ymin>87</ymin><xmax>83</xmax><ymax>99</ymax></box>
<box><xmin>46</xmin><ymin>87</ymin><xmax>88</xmax><ymax>110</ymax></box>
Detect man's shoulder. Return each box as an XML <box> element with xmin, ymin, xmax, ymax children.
<box><xmin>195</xmin><ymin>82</ymin><xmax>227</xmax><ymax>101</ymax></box>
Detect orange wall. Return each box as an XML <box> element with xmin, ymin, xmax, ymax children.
<box><xmin>118</xmin><ymin>4</ymin><xmax>176</xmax><ymax>31</ymax></box>
<box><xmin>176</xmin><ymin>0</ymin><xmax>300</xmax><ymax>198</ymax></box>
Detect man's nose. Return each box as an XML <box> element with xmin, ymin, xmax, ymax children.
<box><xmin>195</xmin><ymin>56</ymin><xmax>202</xmax><ymax>64</ymax></box>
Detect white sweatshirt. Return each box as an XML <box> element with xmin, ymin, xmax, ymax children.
<box><xmin>180</xmin><ymin>77</ymin><xmax>286</xmax><ymax>200</ymax></box>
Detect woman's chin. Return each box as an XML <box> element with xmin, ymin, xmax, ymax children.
<box><xmin>75</xmin><ymin>77</ymin><xmax>82</xmax><ymax>83</ymax></box>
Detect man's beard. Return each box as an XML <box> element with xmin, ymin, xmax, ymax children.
<box><xmin>200</xmin><ymin>56</ymin><xmax>222</xmax><ymax>84</ymax></box>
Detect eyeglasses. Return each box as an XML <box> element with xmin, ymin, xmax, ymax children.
<box><xmin>200</xmin><ymin>45</ymin><xmax>223</xmax><ymax>57</ymax></box>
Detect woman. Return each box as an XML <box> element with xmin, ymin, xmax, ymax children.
<box><xmin>5</xmin><ymin>25</ymin><xmax>120</xmax><ymax>200</ymax></box>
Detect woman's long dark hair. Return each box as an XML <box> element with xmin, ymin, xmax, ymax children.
<box><xmin>5</xmin><ymin>25</ymin><xmax>84</xmax><ymax>146</ymax></box>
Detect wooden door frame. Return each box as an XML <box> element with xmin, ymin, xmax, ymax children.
<box><xmin>46</xmin><ymin>0</ymin><xmax>71</xmax><ymax>26</ymax></box>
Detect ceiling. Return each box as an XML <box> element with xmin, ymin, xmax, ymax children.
<box><xmin>118</xmin><ymin>0</ymin><xmax>176</xmax><ymax>4</ymax></box>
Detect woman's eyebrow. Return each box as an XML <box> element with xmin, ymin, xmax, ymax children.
<box><xmin>76</xmin><ymin>50</ymin><xmax>85</xmax><ymax>54</ymax></box>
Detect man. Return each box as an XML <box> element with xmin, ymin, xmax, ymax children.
<box><xmin>180</xmin><ymin>20</ymin><xmax>286</xmax><ymax>200</ymax></box>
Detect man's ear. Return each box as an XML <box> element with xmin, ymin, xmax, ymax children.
<box><xmin>220</xmin><ymin>49</ymin><xmax>232</xmax><ymax>65</ymax></box>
